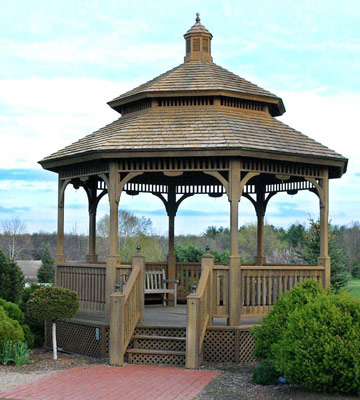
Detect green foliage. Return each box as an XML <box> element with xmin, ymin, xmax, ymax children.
<box><xmin>273</xmin><ymin>292</ymin><xmax>360</xmax><ymax>395</ymax></box>
<box><xmin>349</xmin><ymin>279</ymin><xmax>360</xmax><ymax>299</ymax></box>
<box><xmin>27</xmin><ymin>286</ymin><xmax>79</xmax><ymax>322</ymax></box>
<box><xmin>174</xmin><ymin>244</ymin><xmax>229</xmax><ymax>263</ymax></box>
<box><xmin>0</xmin><ymin>298</ymin><xmax>33</xmax><ymax>348</ymax></box>
<box><xmin>20</xmin><ymin>283</ymin><xmax>45</xmax><ymax>347</ymax></box>
<box><xmin>280</xmin><ymin>224</ymin><xmax>306</xmax><ymax>248</ymax></box>
<box><xmin>252</xmin><ymin>360</ymin><xmax>279</xmax><ymax>385</ymax></box>
<box><xmin>252</xmin><ymin>279</ymin><xmax>323</xmax><ymax>361</ymax></box>
<box><xmin>0</xmin><ymin>250</ymin><xmax>24</xmax><ymax>304</ymax></box>
<box><xmin>0</xmin><ymin>341</ymin><xmax>32</xmax><ymax>366</ymax></box>
<box><xmin>21</xmin><ymin>324</ymin><xmax>34</xmax><ymax>349</ymax></box>
<box><xmin>37</xmin><ymin>244</ymin><xmax>54</xmax><ymax>283</ymax></box>
<box><xmin>0</xmin><ymin>298</ymin><xmax>25</xmax><ymax>324</ymax></box>
<box><xmin>0</xmin><ymin>306</ymin><xmax>24</xmax><ymax>352</ymax></box>
<box><xmin>120</xmin><ymin>233</ymin><xmax>163</xmax><ymax>262</ymax></box>
<box><xmin>296</xmin><ymin>219</ymin><xmax>349</xmax><ymax>292</ymax></box>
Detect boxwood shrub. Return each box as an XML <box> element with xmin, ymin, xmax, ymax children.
<box><xmin>273</xmin><ymin>292</ymin><xmax>360</xmax><ymax>395</ymax></box>
<box><xmin>252</xmin><ymin>279</ymin><xmax>323</xmax><ymax>360</ymax></box>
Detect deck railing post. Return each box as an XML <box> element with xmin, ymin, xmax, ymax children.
<box><xmin>109</xmin><ymin>292</ymin><xmax>125</xmax><ymax>366</ymax></box>
<box><xmin>132</xmin><ymin>251</ymin><xmax>145</xmax><ymax>323</ymax></box>
<box><xmin>228</xmin><ymin>256</ymin><xmax>241</xmax><ymax>326</ymax></box>
<box><xmin>186</xmin><ymin>296</ymin><xmax>200</xmax><ymax>369</ymax></box>
<box><xmin>201</xmin><ymin>251</ymin><xmax>214</xmax><ymax>326</ymax></box>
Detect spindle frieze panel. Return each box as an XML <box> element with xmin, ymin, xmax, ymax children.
<box><xmin>60</xmin><ymin>161</ymin><xmax>109</xmax><ymax>180</ymax></box>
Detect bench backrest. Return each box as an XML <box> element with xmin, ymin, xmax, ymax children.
<box><xmin>145</xmin><ymin>269</ymin><xmax>166</xmax><ymax>291</ymax></box>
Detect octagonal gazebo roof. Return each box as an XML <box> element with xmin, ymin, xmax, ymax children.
<box><xmin>40</xmin><ymin>15</ymin><xmax>347</xmax><ymax>178</ymax></box>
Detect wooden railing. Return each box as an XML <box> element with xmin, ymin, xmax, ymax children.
<box><xmin>186</xmin><ymin>255</ymin><xmax>214</xmax><ymax>369</ymax></box>
<box><xmin>109</xmin><ymin>255</ymin><xmax>145</xmax><ymax>366</ymax></box>
<box><xmin>240</xmin><ymin>265</ymin><xmax>324</xmax><ymax>316</ymax></box>
<box><xmin>176</xmin><ymin>262</ymin><xmax>202</xmax><ymax>300</ymax></box>
<box><xmin>57</xmin><ymin>262</ymin><xmax>106</xmax><ymax>312</ymax></box>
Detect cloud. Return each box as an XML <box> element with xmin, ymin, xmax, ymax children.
<box><xmin>0</xmin><ymin>205</ymin><xmax>31</xmax><ymax>214</ymax></box>
<box><xmin>0</xmin><ymin>169</ymin><xmax>56</xmax><ymax>181</ymax></box>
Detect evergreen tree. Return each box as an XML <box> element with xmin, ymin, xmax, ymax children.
<box><xmin>296</xmin><ymin>219</ymin><xmax>349</xmax><ymax>292</ymax></box>
<box><xmin>37</xmin><ymin>245</ymin><xmax>55</xmax><ymax>283</ymax></box>
<box><xmin>0</xmin><ymin>249</ymin><xmax>24</xmax><ymax>304</ymax></box>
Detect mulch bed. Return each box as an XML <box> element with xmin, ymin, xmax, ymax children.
<box><xmin>0</xmin><ymin>348</ymin><xmax>102</xmax><ymax>373</ymax></box>
<box><xmin>196</xmin><ymin>363</ymin><xmax>359</xmax><ymax>400</ymax></box>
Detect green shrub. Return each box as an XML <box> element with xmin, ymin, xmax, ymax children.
<box><xmin>27</xmin><ymin>286</ymin><xmax>79</xmax><ymax>322</ymax></box>
<box><xmin>273</xmin><ymin>292</ymin><xmax>360</xmax><ymax>394</ymax></box>
<box><xmin>21</xmin><ymin>324</ymin><xmax>34</xmax><ymax>349</ymax></box>
<box><xmin>0</xmin><ymin>250</ymin><xmax>24</xmax><ymax>304</ymax></box>
<box><xmin>252</xmin><ymin>360</ymin><xmax>279</xmax><ymax>385</ymax></box>
<box><xmin>0</xmin><ymin>298</ymin><xmax>25</xmax><ymax>324</ymax></box>
<box><xmin>252</xmin><ymin>279</ymin><xmax>323</xmax><ymax>360</ymax></box>
<box><xmin>0</xmin><ymin>341</ymin><xmax>32</xmax><ymax>366</ymax></box>
<box><xmin>20</xmin><ymin>283</ymin><xmax>45</xmax><ymax>347</ymax></box>
<box><xmin>0</xmin><ymin>298</ymin><xmax>34</xmax><ymax>349</ymax></box>
<box><xmin>0</xmin><ymin>307</ymin><xmax>24</xmax><ymax>352</ymax></box>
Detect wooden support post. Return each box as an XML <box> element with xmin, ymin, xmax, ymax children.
<box><xmin>132</xmin><ymin>253</ymin><xmax>145</xmax><ymax>323</ymax></box>
<box><xmin>228</xmin><ymin>160</ymin><xmax>241</xmax><ymax>326</ymax></box>
<box><xmin>106</xmin><ymin>162</ymin><xmax>120</xmax><ymax>320</ymax></box>
<box><xmin>255</xmin><ymin>189</ymin><xmax>266</xmax><ymax>266</ymax></box>
<box><xmin>109</xmin><ymin>292</ymin><xmax>125</xmax><ymax>366</ymax></box>
<box><xmin>87</xmin><ymin>187</ymin><xmax>98</xmax><ymax>263</ymax></box>
<box><xmin>318</xmin><ymin>168</ymin><xmax>331</xmax><ymax>288</ymax></box>
<box><xmin>186</xmin><ymin>296</ymin><xmax>200</xmax><ymax>369</ymax></box>
<box><xmin>55</xmin><ymin>177</ymin><xmax>69</xmax><ymax>285</ymax></box>
<box><xmin>168</xmin><ymin>184</ymin><xmax>176</xmax><ymax>283</ymax></box>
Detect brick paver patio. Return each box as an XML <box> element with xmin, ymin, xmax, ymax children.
<box><xmin>0</xmin><ymin>364</ymin><xmax>218</xmax><ymax>400</ymax></box>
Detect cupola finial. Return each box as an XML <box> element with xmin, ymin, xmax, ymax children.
<box><xmin>184</xmin><ymin>15</ymin><xmax>213</xmax><ymax>63</ymax></box>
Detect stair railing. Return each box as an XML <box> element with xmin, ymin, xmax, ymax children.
<box><xmin>109</xmin><ymin>253</ymin><xmax>145</xmax><ymax>366</ymax></box>
<box><xmin>186</xmin><ymin>252</ymin><xmax>214</xmax><ymax>368</ymax></box>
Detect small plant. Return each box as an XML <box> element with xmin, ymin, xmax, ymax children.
<box><xmin>252</xmin><ymin>360</ymin><xmax>279</xmax><ymax>385</ymax></box>
<box><xmin>27</xmin><ymin>286</ymin><xmax>79</xmax><ymax>360</ymax></box>
<box><xmin>0</xmin><ymin>341</ymin><xmax>32</xmax><ymax>366</ymax></box>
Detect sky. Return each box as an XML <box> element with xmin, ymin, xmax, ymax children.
<box><xmin>0</xmin><ymin>0</ymin><xmax>359</xmax><ymax>236</ymax></box>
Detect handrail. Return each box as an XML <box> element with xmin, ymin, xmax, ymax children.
<box><xmin>109</xmin><ymin>255</ymin><xmax>145</xmax><ymax>366</ymax></box>
<box><xmin>186</xmin><ymin>254</ymin><xmax>214</xmax><ymax>369</ymax></box>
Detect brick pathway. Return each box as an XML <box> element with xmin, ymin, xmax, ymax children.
<box><xmin>0</xmin><ymin>364</ymin><xmax>218</xmax><ymax>400</ymax></box>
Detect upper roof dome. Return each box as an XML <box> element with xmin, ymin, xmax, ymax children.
<box><xmin>108</xmin><ymin>14</ymin><xmax>285</xmax><ymax>116</ymax></box>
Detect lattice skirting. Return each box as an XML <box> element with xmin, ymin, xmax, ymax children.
<box><xmin>45</xmin><ymin>321</ymin><xmax>256</xmax><ymax>365</ymax></box>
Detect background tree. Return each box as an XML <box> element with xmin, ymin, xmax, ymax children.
<box><xmin>37</xmin><ymin>244</ymin><xmax>55</xmax><ymax>283</ymax></box>
<box><xmin>296</xmin><ymin>218</ymin><xmax>349</xmax><ymax>291</ymax></box>
<box><xmin>27</xmin><ymin>286</ymin><xmax>79</xmax><ymax>360</ymax></box>
<box><xmin>0</xmin><ymin>216</ymin><xmax>28</xmax><ymax>260</ymax></box>
<box><xmin>0</xmin><ymin>249</ymin><xmax>24</xmax><ymax>304</ymax></box>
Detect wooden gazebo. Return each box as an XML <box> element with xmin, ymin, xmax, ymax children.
<box><xmin>40</xmin><ymin>15</ymin><xmax>347</xmax><ymax>368</ymax></box>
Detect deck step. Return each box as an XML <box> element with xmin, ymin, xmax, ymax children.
<box><xmin>127</xmin><ymin>349</ymin><xmax>185</xmax><ymax>356</ymax></box>
<box><xmin>126</xmin><ymin>347</ymin><xmax>186</xmax><ymax>365</ymax></box>
<box><xmin>132</xmin><ymin>335</ymin><xmax>186</xmax><ymax>341</ymax></box>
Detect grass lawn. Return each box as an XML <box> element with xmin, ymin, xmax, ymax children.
<box><xmin>348</xmin><ymin>278</ymin><xmax>360</xmax><ymax>299</ymax></box>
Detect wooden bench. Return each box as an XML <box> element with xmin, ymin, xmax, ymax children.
<box><xmin>145</xmin><ymin>269</ymin><xmax>178</xmax><ymax>306</ymax></box>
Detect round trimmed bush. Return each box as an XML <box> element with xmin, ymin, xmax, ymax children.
<box><xmin>27</xmin><ymin>286</ymin><xmax>79</xmax><ymax>322</ymax></box>
<box><xmin>273</xmin><ymin>292</ymin><xmax>360</xmax><ymax>395</ymax></box>
<box><xmin>252</xmin><ymin>279</ymin><xmax>323</xmax><ymax>360</ymax></box>
<box><xmin>0</xmin><ymin>306</ymin><xmax>24</xmax><ymax>352</ymax></box>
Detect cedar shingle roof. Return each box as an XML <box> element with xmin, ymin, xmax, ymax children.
<box><xmin>41</xmin><ymin>106</ymin><xmax>345</xmax><ymax>163</ymax></box>
<box><xmin>108</xmin><ymin>61</ymin><xmax>284</xmax><ymax>114</ymax></box>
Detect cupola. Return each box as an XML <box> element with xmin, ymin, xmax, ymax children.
<box><xmin>184</xmin><ymin>13</ymin><xmax>213</xmax><ymax>63</ymax></box>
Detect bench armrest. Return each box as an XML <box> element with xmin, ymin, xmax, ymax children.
<box><xmin>163</xmin><ymin>279</ymin><xmax>179</xmax><ymax>285</ymax></box>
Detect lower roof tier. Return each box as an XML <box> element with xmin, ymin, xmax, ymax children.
<box><xmin>40</xmin><ymin>106</ymin><xmax>347</xmax><ymax>176</ymax></box>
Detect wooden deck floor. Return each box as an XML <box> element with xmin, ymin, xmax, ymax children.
<box><xmin>73</xmin><ymin>306</ymin><xmax>262</xmax><ymax>327</ymax></box>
